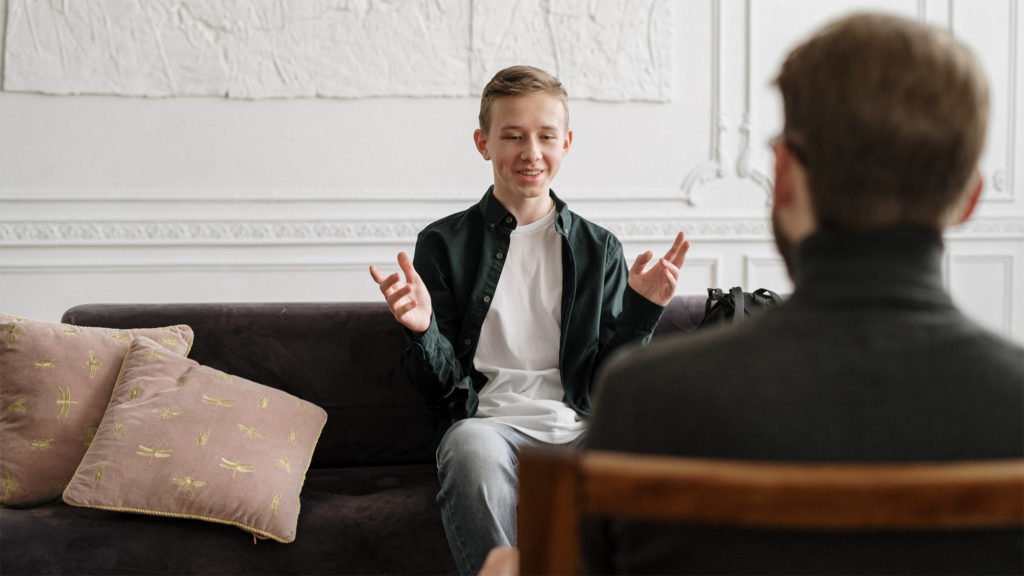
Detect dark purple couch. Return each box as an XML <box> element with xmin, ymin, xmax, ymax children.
<box><xmin>0</xmin><ymin>296</ymin><xmax>707</xmax><ymax>575</ymax></box>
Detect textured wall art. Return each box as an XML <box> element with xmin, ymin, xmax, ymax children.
<box><xmin>3</xmin><ymin>0</ymin><xmax>673</xmax><ymax>101</ymax></box>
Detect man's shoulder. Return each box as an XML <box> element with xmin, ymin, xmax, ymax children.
<box><xmin>560</xmin><ymin>208</ymin><xmax>623</xmax><ymax>256</ymax></box>
<box><xmin>959</xmin><ymin>322</ymin><xmax>1024</xmax><ymax>378</ymax></box>
<box><xmin>566</xmin><ymin>209</ymin><xmax>614</xmax><ymax>237</ymax></box>
<box><xmin>418</xmin><ymin>205</ymin><xmax>480</xmax><ymax>239</ymax></box>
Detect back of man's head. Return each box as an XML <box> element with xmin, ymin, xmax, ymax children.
<box><xmin>776</xmin><ymin>12</ymin><xmax>989</xmax><ymax>232</ymax></box>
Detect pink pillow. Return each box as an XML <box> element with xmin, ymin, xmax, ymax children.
<box><xmin>63</xmin><ymin>336</ymin><xmax>327</xmax><ymax>543</ymax></box>
<box><xmin>0</xmin><ymin>314</ymin><xmax>193</xmax><ymax>507</ymax></box>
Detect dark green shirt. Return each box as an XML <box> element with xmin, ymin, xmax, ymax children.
<box><xmin>404</xmin><ymin>187</ymin><xmax>665</xmax><ymax>434</ymax></box>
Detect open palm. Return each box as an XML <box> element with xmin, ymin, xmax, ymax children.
<box><xmin>369</xmin><ymin>252</ymin><xmax>433</xmax><ymax>334</ymax></box>
<box><xmin>628</xmin><ymin>231</ymin><xmax>690</xmax><ymax>307</ymax></box>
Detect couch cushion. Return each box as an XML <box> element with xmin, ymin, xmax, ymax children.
<box><xmin>61</xmin><ymin>303</ymin><xmax>440</xmax><ymax>468</ymax></box>
<box><xmin>3</xmin><ymin>465</ymin><xmax>456</xmax><ymax>575</ymax></box>
<box><xmin>0</xmin><ymin>313</ymin><xmax>193</xmax><ymax>507</ymax></box>
<box><xmin>63</xmin><ymin>336</ymin><xmax>327</xmax><ymax>543</ymax></box>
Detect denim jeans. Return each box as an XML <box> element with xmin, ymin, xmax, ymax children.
<box><xmin>435</xmin><ymin>418</ymin><xmax>586</xmax><ymax>576</ymax></box>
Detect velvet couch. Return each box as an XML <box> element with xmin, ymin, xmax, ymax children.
<box><xmin>0</xmin><ymin>296</ymin><xmax>707</xmax><ymax>575</ymax></box>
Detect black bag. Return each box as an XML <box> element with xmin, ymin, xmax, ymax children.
<box><xmin>699</xmin><ymin>286</ymin><xmax>782</xmax><ymax>328</ymax></box>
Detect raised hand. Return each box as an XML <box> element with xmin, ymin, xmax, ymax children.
<box><xmin>369</xmin><ymin>252</ymin><xmax>433</xmax><ymax>334</ymax></box>
<box><xmin>628</xmin><ymin>231</ymin><xmax>690</xmax><ymax>307</ymax></box>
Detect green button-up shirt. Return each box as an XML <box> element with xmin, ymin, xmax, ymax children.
<box><xmin>405</xmin><ymin>187</ymin><xmax>665</xmax><ymax>434</ymax></box>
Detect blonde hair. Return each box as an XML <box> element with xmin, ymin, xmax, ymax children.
<box><xmin>776</xmin><ymin>13</ymin><xmax>989</xmax><ymax>231</ymax></box>
<box><xmin>478</xmin><ymin>65</ymin><xmax>569</xmax><ymax>134</ymax></box>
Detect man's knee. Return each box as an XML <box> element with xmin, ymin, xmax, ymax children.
<box><xmin>437</xmin><ymin>419</ymin><xmax>516</xmax><ymax>479</ymax></box>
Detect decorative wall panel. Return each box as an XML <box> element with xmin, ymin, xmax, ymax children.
<box><xmin>947</xmin><ymin>254</ymin><xmax>1015</xmax><ymax>338</ymax></box>
<box><xmin>3</xmin><ymin>0</ymin><xmax>673</xmax><ymax>101</ymax></box>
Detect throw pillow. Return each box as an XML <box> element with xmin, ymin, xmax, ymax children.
<box><xmin>0</xmin><ymin>313</ymin><xmax>194</xmax><ymax>507</ymax></box>
<box><xmin>63</xmin><ymin>336</ymin><xmax>327</xmax><ymax>543</ymax></box>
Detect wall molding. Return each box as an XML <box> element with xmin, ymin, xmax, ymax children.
<box><xmin>2</xmin><ymin>215</ymin><xmax>1021</xmax><ymax>248</ymax></box>
<box><xmin>0</xmin><ymin>217</ymin><xmax>773</xmax><ymax>246</ymax></box>
<box><xmin>682</xmin><ymin>0</ymin><xmax>772</xmax><ymax>206</ymax></box>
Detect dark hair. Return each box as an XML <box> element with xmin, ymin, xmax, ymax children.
<box><xmin>776</xmin><ymin>12</ymin><xmax>989</xmax><ymax>231</ymax></box>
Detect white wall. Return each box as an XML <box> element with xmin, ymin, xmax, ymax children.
<box><xmin>1</xmin><ymin>0</ymin><xmax>1022</xmax><ymax>345</ymax></box>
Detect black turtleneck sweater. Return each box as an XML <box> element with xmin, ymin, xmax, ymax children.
<box><xmin>585</xmin><ymin>226</ymin><xmax>1024</xmax><ymax>575</ymax></box>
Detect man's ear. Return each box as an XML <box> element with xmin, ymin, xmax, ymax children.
<box><xmin>772</xmin><ymin>139</ymin><xmax>817</xmax><ymax>241</ymax></box>
<box><xmin>562</xmin><ymin>130</ymin><xmax>573</xmax><ymax>155</ymax></box>
<box><xmin>953</xmin><ymin>171</ymin><xmax>984</xmax><ymax>225</ymax></box>
<box><xmin>772</xmin><ymin>140</ymin><xmax>798</xmax><ymax>208</ymax></box>
<box><xmin>473</xmin><ymin>129</ymin><xmax>491</xmax><ymax>161</ymax></box>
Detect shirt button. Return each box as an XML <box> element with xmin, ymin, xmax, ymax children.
<box><xmin>505</xmin><ymin>217</ymin><xmax>513</xmax><ymax>224</ymax></box>
<box><xmin>483</xmin><ymin>295</ymin><xmax>491</xmax><ymax>303</ymax></box>
<box><xmin>464</xmin><ymin>338</ymin><xmax>472</xmax><ymax>346</ymax></box>
<box><xmin>489</xmin><ymin>223</ymin><xmax>495</xmax><ymax>230</ymax></box>
<box><xmin>496</xmin><ymin>252</ymin><xmax>504</xmax><ymax>260</ymax></box>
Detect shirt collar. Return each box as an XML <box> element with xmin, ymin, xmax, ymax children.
<box><xmin>478</xmin><ymin>186</ymin><xmax>573</xmax><ymax>235</ymax></box>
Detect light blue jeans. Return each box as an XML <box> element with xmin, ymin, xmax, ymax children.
<box><xmin>435</xmin><ymin>418</ymin><xmax>586</xmax><ymax>576</ymax></box>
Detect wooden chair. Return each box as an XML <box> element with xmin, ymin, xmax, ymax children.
<box><xmin>517</xmin><ymin>448</ymin><xmax>1024</xmax><ymax>575</ymax></box>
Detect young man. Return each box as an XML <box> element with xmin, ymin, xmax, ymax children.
<box><xmin>585</xmin><ymin>13</ymin><xmax>1024</xmax><ymax>574</ymax></box>
<box><xmin>369</xmin><ymin>65</ymin><xmax>689</xmax><ymax>575</ymax></box>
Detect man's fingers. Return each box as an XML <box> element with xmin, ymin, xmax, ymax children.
<box><xmin>664</xmin><ymin>232</ymin><xmax>690</xmax><ymax>267</ymax></box>
<box><xmin>369</xmin><ymin>264</ymin><xmax>386</xmax><ymax>285</ymax></box>
<box><xmin>373</xmin><ymin>252</ymin><xmax>422</xmax><ymax>289</ymax></box>
<box><xmin>393</xmin><ymin>300</ymin><xmax>419</xmax><ymax>320</ymax></box>
<box><xmin>630</xmin><ymin>250</ymin><xmax>654</xmax><ymax>275</ymax></box>
<box><xmin>659</xmin><ymin>258</ymin><xmax>680</xmax><ymax>277</ymax></box>
<box><xmin>385</xmin><ymin>283</ymin><xmax>413</xmax><ymax>309</ymax></box>
<box><xmin>371</xmin><ymin>264</ymin><xmax>405</xmax><ymax>297</ymax></box>
<box><xmin>663</xmin><ymin>267</ymin><xmax>678</xmax><ymax>285</ymax></box>
<box><xmin>377</xmin><ymin>272</ymin><xmax>403</xmax><ymax>295</ymax></box>
<box><xmin>397</xmin><ymin>252</ymin><xmax>422</xmax><ymax>283</ymax></box>
<box><xmin>674</xmin><ymin>240</ymin><xmax>692</xmax><ymax>267</ymax></box>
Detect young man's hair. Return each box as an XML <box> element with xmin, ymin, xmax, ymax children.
<box><xmin>776</xmin><ymin>12</ymin><xmax>989</xmax><ymax>232</ymax></box>
<box><xmin>478</xmin><ymin>65</ymin><xmax>569</xmax><ymax>135</ymax></box>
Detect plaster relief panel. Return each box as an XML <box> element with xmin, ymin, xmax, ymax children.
<box><xmin>3</xmin><ymin>0</ymin><xmax>471</xmax><ymax>98</ymax></box>
<box><xmin>4</xmin><ymin>0</ymin><xmax>672</xmax><ymax>101</ymax></box>
<box><xmin>471</xmin><ymin>0</ymin><xmax>672</xmax><ymax>101</ymax></box>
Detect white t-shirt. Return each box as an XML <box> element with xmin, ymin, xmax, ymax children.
<box><xmin>473</xmin><ymin>207</ymin><xmax>586</xmax><ymax>444</ymax></box>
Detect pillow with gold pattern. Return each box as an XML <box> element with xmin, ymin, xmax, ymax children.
<box><xmin>0</xmin><ymin>313</ymin><xmax>193</xmax><ymax>507</ymax></box>
<box><xmin>63</xmin><ymin>336</ymin><xmax>327</xmax><ymax>543</ymax></box>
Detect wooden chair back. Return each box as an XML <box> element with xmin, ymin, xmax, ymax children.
<box><xmin>517</xmin><ymin>448</ymin><xmax>1024</xmax><ymax>575</ymax></box>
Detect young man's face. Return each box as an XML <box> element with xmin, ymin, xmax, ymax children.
<box><xmin>474</xmin><ymin>92</ymin><xmax>572</xmax><ymax>206</ymax></box>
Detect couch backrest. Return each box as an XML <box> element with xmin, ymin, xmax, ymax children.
<box><xmin>62</xmin><ymin>296</ymin><xmax>708</xmax><ymax>468</ymax></box>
